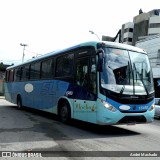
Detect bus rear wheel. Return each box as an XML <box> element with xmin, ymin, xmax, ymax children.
<box><xmin>59</xmin><ymin>102</ymin><xmax>71</xmax><ymax>123</ymax></box>
<box><xmin>17</xmin><ymin>95</ymin><xmax>23</xmax><ymax>109</ymax></box>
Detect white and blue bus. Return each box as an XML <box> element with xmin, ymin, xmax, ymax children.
<box><xmin>5</xmin><ymin>41</ymin><xmax>155</xmax><ymax>125</ymax></box>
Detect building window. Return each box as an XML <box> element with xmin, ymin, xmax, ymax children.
<box><xmin>128</xmin><ymin>38</ymin><xmax>132</xmax><ymax>42</ymax></box>
<box><xmin>124</xmin><ymin>28</ymin><xmax>128</xmax><ymax>33</ymax></box>
<box><xmin>124</xmin><ymin>28</ymin><xmax>133</xmax><ymax>33</ymax></box>
<box><xmin>123</xmin><ymin>37</ymin><xmax>132</xmax><ymax>42</ymax></box>
<box><xmin>149</xmin><ymin>23</ymin><xmax>160</xmax><ymax>28</ymax></box>
<box><xmin>129</xmin><ymin>28</ymin><xmax>133</xmax><ymax>32</ymax></box>
<box><xmin>154</xmin><ymin>10</ymin><xmax>160</xmax><ymax>16</ymax></box>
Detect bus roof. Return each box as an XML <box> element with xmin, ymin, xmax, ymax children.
<box><xmin>7</xmin><ymin>41</ymin><xmax>146</xmax><ymax>69</ymax></box>
<box><xmin>101</xmin><ymin>41</ymin><xmax>146</xmax><ymax>53</ymax></box>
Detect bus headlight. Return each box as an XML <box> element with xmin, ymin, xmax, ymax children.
<box><xmin>148</xmin><ymin>104</ymin><xmax>155</xmax><ymax>111</ymax></box>
<box><xmin>103</xmin><ymin>101</ymin><xmax>117</xmax><ymax>112</ymax></box>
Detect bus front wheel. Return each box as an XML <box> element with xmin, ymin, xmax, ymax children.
<box><xmin>59</xmin><ymin>102</ymin><xmax>71</xmax><ymax>123</ymax></box>
<box><xmin>17</xmin><ymin>95</ymin><xmax>23</xmax><ymax>109</ymax></box>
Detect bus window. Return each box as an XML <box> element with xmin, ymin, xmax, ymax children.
<box><xmin>76</xmin><ymin>58</ymin><xmax>89</xmax><ymax>89</ymax></box>
<box><xmin>21</xmin><ymin>65</ymin><xmax>30</xmax><ymax>81</ymax></box>
<box><xmin>20</xmin><ymin>67</ymin><xmax>23</xmax><ymax>81</ymax></box>
<box><xmin>6</xmin><ymin>70</ymin><xmax>9</xmax><ymax>82</ymax></box>
<box><xmin>89</xmin><ymin>57</ymin><xmax>96</xmax><ymax>94</ymax></box>
<box><xmin>14</xmin><ymin>67</ymin><xmax>21</xmax><ymax>81</ymax></box>
<box><xmin>30</xmin><ymin>62</ymin><xmax>41</xmax><ymax>80</ymax></box>
<box><xmin>56</xmin><ymin>54</ymin><xmax>74</xmax><ymax>77</ymax></box>
<box><xmin>9</xmin><ymin>69</ymin><xmax>14</xmax><ymax>82</ymax></box>
<box><xmin>41</xmin><ymin>59</ymin><xmax>54</xmax><ymax>79</ymax></box>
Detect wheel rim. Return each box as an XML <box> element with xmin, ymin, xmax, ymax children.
<box><xmin>18</xmin><ymin>102</ymin><xmax>21</xmax><ymax>108</ymax></box>
<box><xmin>17</xmin><ymin>98</ymin><xmax>22</xmax><ymax>109</ymax></box>
<box><xmin>60</xmin><ymin>105</ymin><xmax>68</xmax><ymax>122</ymax></box>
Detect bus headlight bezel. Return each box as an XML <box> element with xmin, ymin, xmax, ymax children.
<box><xmin>148</xmin><ymin>104</ymin><xmax>155</xmax><ymax>111</ymax></box>
<box><xmin>102</xmin><ymin>101</ymin><xmax>117</xmax><ymax>112</ymax></box>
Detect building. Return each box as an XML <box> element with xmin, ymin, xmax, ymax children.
<box><xmin>121</xmin><ymin>22</ymin><xmax>134</xmax><ymax>45</ymax></box>
<box><xmin>148</xmin><ymin>9</ymin><xmax>160</xmax><ymax>35</ymax></box>
<box><xmin>121</xmin><ymin>9</ymin><xmax>160</xmax><ymax>46</ymax></box>
<box><xmin>133</xmin><ymin>10</ymin><xmax>160</xmax><ymax>79</ymax></box>
<box><xmin>120</xmin><ymin>9</ymin><xmax>160</xmax><ymax>100</ymax></box>
<box><xmin>133</xmin><ymin>9</ymin><xmax>160</xmax><ymax>45</ymax></box>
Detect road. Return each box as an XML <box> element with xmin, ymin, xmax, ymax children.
<box><xmin>0</xmin><ymin>97</ymin><xmax>160</xmax><ymax>160</ymax></box>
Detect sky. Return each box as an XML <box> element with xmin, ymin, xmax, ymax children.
<box><xmin>0</xmin><ymin>0</ymin><xmax>160</xmax><ymax>65</ymax></box>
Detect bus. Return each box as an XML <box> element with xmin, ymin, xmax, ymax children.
<box><xmin>4</xmin><ymin>41</ymin><xmax>155</xmax><ymax>125</ymax></box>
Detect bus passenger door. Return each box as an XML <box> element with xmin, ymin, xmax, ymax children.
<box><xmin>73</xmin><ymin>57</ymin><xmax>97</xmax><ymax>123</ymax></box>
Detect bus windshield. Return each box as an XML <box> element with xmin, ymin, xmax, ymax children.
<box><xmin>101</xmin><ymin>47</ymin><xmax>154</xmax><ymax>95</ymax></box>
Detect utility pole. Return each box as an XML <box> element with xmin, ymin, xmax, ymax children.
<box><xmin>20</xmin><ymin>43</ymin><xmax>28</xmax><ymax>62</ymax></box>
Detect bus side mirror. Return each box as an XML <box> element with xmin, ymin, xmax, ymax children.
<box><xmin>97</xmin><ymin>49</ymin><xmax>104</xmax><ymax>72</ymax></box>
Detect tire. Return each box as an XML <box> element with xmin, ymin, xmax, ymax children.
<box><xmin>59</xmin><ymin>102</ymin><xmax>71</xmax><ymax>123</ymax></box>
<box><xmin>17</xmin><ymin>95</ymin><xmax>23</xmax><ymax>109</ymax></box>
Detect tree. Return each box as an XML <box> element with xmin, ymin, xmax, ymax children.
<box><xmin>0</xmin><ymin>62</ymin><xmax>9</xmax><ymax>71</ymax></box>
<box><xmin>0</xmin><ymin>62</ymin><xmax>5</xmax><ymax>71</ymax></box>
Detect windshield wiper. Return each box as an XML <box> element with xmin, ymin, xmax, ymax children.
<box><xmin>120</xmin><ymin>62</ymin><xmax>131</xmax><ymax>95</ymax></box>
<box><xmin>133</xmin><ymin>63</ymin><xmax>149</xmax><ymax>96</ymax></box>
<box><xmin>120</xmin><ymin>84</ymin><xmax>125</xmax><ymax>94</ymax></box>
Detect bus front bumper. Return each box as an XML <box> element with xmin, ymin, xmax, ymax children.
<box><xmin>96</xmin><ymin>109</ymin><xmax>155</xmax><ymax>125</ymax></box>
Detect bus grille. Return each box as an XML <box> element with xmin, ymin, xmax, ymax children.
<box><xmin>119</xmin><ymin>110</ymin><xmax>146</xmax><ymax>113</ymax></box>
<box><xmin>118</xmin><ymin>116</ymin><xmax>146</xmax><ymax>124</ymax></box>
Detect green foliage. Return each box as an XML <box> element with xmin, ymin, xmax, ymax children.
<box><xmin>0</xmin><ymin>62</ymin><xmax>6</xmax><ymax>71</ymax></box>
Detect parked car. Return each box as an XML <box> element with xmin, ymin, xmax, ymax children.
<box><xmin>155</xmin><ymin>105</ymin><xmax>160</xmax><ymax>119</ymax></box>
<box><xmin>154</xmin><ymin>98</ymin><xmax>160</xmax><ymax>119</ymax></box>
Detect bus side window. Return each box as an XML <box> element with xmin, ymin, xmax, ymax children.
<box><xmin>30</xmin><ymin>62</ymin><xmax>41</xmax><ymax>80</ymax></box>
<box><xmin>6</xmin><ymin>70</ymin><xmax>9</xmax><ymax>82</ymax></box>
<box><xmin>41</xmin><ymin>58</ymin><xmax>54</xmax><ymax>79</ymax></box>
<box><xmin>89</xmin><ymin>57</ymin><xmax>96</xmax><ymax>94</ymax></box>
<box><xmin>14</xmin><ymin>67</ymin><xmax>21</xmax><ymax>81</ymax></box>
<box><xmin>56</xmin><ymin>54</ymin><xmax>74</xmax><ymax>77</ymax></box>
<box><xmin>76</xmin><ymin>58</ymin><xmax>89</xmax><ymax>89</ymax></box>
<box><xmin>9</xmin><ymin>69</ymin><xmax>14</xmax><ymax>82</ymax></box>
<box><xmin>26</xmin><ymin>65</ymin><xmax>30</xmax><ymax>80</ymax></box>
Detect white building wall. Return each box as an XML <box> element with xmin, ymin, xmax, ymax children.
<box><xmin>148</xmin><ymin>28</ymin><xmax>160</xmax><ymax>34</ymax></box>
<box><xmin>121</xmin><ymin>22</ymin><xmax>134</xmax><ymax>45</ymax></box>
<box><xmin>148</xmin><ymin>16</ymin><xmax>160</xmax><ymax>35</ymax></box>
<box><xmin>124</xmin><ymin>32</ymin><xmax>133</xmax><ymax>38</ymax></box>
<box><xmin>124</xmin><ymin>22</ymin><xmax>134</xmax><ymax>29</ymax></box>
<box><xmin>149</xmin><ymin>16</ymin><xmax>160</xmax><ymax>23</ymax></box>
